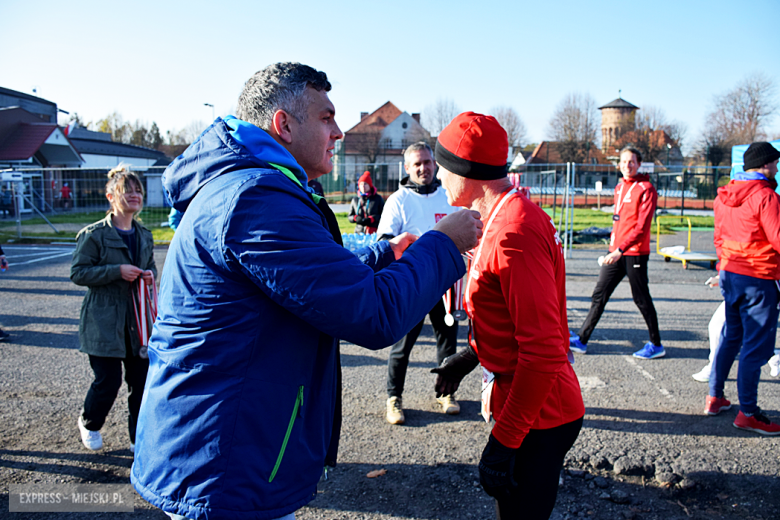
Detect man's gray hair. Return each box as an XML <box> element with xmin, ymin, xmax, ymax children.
<box><xmin>403</xmin><ymin>141</ymin><xmax>434</xmax><ymax>164</ymax></box>
<box><xmin>236</xmin><ymin>62</ymin><xmax>331</xmax><ymax>131</ymax></box>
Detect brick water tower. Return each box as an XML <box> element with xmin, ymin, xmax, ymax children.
<box><xmin>599</xmin><ymin>96</ymin><xmax>639</xmax><ymax>153</ymax></box>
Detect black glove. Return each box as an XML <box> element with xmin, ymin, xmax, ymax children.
<box><xmin>430</xmin><ymin>344</ymin><xmax>479</xmax><ymax>396</ymax></box>
<box><xmin>355</xmin><ymin>216</ymin><xmax>367</xmax><ymax>225</ymax></box>
<box><xmin>479</xmin><ymin>434</ymin><xmax>517</xmax><ymax>499</ymax></box>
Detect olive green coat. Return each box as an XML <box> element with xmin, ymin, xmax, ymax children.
<box><xmin>71</xmin><ymin>215</ymin><xmax>157</xmax><ymax>358</ymax></box>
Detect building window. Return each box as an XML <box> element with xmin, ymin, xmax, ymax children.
<box><xmin>402</xmin><ymin>122</ymin><xmax>408</xmax><ymax>129</ymax></box>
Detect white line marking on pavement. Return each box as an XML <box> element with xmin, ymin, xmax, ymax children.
<box><xmin>5</xmin><ymin>251</ymin><xmax>67</xmax><ymax>259</ymax></box>
<box><xmin>624</xmin><ymin>356</ymin><xmax>674</xmax><ymax>401</ymax></box>
<box><xmin>578</xmin><ymin>376</ymin><xmax>607</xmax><ymax>390</ymax></box>
<box><xmin>13</xmin><ymin>252</ymin><xmax>74</xmax><ymax>265</ymax></box>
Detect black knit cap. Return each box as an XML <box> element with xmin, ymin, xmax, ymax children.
<box><xmin>744</xmin><ymin>142</ymin><xmax>780</xmax><ymax>171</ymax></box>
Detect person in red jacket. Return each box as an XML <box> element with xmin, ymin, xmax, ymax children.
<box><xmin>569</xmin><ymin>146</ymin><xmax>665</xmax><ymax>359</ymax></box>
<box><xmin>348</xmin><ymin>171</ymin><xmax>384</xmax><ymax>234</ymax></box>
<box><xmin>432</xmin><ymin>112</ymin><xmax>584</xmax><ymax>520</ymax></box>
<box><xmin>707</xmin><ymin>141</ymin><xmax>780</xmax><ymax>435</ymax></box>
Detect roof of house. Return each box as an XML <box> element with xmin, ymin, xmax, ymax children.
<box><xmin>598</xmin><ymin>98</ymin><xmax>639</xmax><ymax>110</ymax></box>
<box><xmin>344</xmin><ymin>101</ymin><xmax>402</xmax><ymax>134</ymax></box>
<box><xmin>67</xmin><ymin>126</ymin><xmax>112</xmax><ymax>141</ymax></box>
<box><xmin>342</xmin><ymin>101</ymin><xmax>406</xmax><ymax>155</ymax></box>
<box><xmin>526</xmin><ymin>141</ymin><xmax>611</xmax><ymax>165</ymax></box>
<box><xmin>0</xmin><ymin>86</ymin><xmax>57</xmax><ymax>108</ymax></box>
<box><xmin>615</xmin><ymin>129</ymin><xmax>675</xmax><ymax>148</ymax></box>
<box><xmin>67</xmin><ymin>128</ymin><xmax>167</xmax><ymax>160</ymax></box>
<box><xmin>0</xmin><ymin>107</ymin><xmax>82</xmax><ymax>164</ymax></box>
<box><xmin>0</xmin><ymin>124</ymin><xmax>57</xmax><ymax>160</ymax></box>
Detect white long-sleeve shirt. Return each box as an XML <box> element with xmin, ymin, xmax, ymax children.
<box><xmin>376</xmin><ymin>184</ymin><xmax>459</xmax><ymax>238</ymax></box>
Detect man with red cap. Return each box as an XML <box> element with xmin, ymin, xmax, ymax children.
<box><xmin>432</xmin><ymin>112</ymin><xmax>584</xmax><ymax>519</ymax></box>
<box><xmin>707</xmin><ymin>141</ymin><xmax>780</xmax><ymax>435</ymax></box>
<box><xmin>377</xmin><ymin>141</ymin><xmax>462</xmax><ymax>424</ymax></box>
<box><xmin>348</xmin><ymin>171</ymin><xmax>384</xmax><ymax>234</ymax></box>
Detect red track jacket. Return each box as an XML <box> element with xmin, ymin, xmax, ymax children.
<box><xmin>610</xmin><ymin>174</ymin><xmax>657</xmax><ymax>256</ymax></box>
<box><xmin>714</xmin><ymin>178</ymin><xmax>780</xmax><ymax>280</ymax></box>
<box><xmin>466</xmin><ymin>189</ymin><xmax>584</xmax><ymax>449</ymax></box>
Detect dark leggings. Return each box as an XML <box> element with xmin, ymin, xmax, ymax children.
<box><xmin>386</xmin><ymin>298</ymin><xmax>458</xmax><ymax>397</ymax></box>
<box><xmin>81</xmin><ymin>330</ymin><xmax>149</xmax><ymax>443</ymax></box>
<box><xmin>495</xmin><ymin>416</ymin><xmax>583</xmax><ymax>520</ymax></box>
<box><xmin>578</xmin><ymin>254</ymin><xmax>661</xmax><ymax>346</ymax></box>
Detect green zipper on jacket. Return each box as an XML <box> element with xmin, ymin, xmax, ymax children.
<box><xmin>269</xmin><ymin>385</ymin><xmax>304</xmax><ymax>483</ymax></box>
<box><xmin>268</xmin><ymin>162</ymin><xmax>323</xmax><ymax>204</ymax></box>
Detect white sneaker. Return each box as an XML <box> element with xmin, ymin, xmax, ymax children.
<box><xmin>78</xmin><ymin>417</ymin><xmax>103</xmax><ymax>450</ymax></box>
<box><xmin>692</xmin><ymin>364</ymin><xmax>712</xmax><ymax>383</ymax></box>
<box><xmin>436</xmin><ymin>394</ymin><xmax>461</xmax><ymax>415</ymax></box>
<box><xmin>769</xmin><ymin>354</ymin><xmax>780</xmax><ymax>378</ymax></box>
<box><xmin>386</xmin><ymin>397</ymin><xmax>405</xmax><ymax>425</ymax></box>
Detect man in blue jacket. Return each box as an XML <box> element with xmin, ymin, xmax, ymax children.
<box><xmin>130</xmin><ymin>62</ymin><xmax>482</xmax><ymax>520</ymax></box>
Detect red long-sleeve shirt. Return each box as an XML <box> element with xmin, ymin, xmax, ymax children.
<box><xmin>714</xmin><ymin>179</ymin><xmax>780</xmax><ymax>280</ymax></box>
<box><xmin>610</xmin><ymin>174</ymin><xmax>657</xmax><ymax>255</ymax></box>
<box><xmin>466</xmin><ymin>189</ymin><xmax>585</xmax><ymax>449</ymax></box>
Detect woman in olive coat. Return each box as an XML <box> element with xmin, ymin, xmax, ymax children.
<box><xmin>71</xmin><ymin>165</ymin><xmax>156</xmax><ymax>452</ymax></box>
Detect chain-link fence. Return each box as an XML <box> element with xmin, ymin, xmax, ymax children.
<box><xmin>518</xmin><ymin>163</ymin><xmax>731</xmax><ymax>212</ymax></box>
<box><xmin>0</xmin><ymin>166</ymin><xmax>170</xmax><ymax>239</ymax></box>
<box><xmin>322</xmin><ymin>161</ymin><xmax>405</xmax><ymax>202</ymax></box>
<box><xmin>1</xmin><ymin>162</ymin><xmax>731</xmax><ymax>240</ymax></box>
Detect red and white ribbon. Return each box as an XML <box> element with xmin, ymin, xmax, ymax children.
<box><xmin>132</xmin><ymin>273</ymin><xmax>158</xmax><ymax>355</ymax></box>
<box><xmin>443</xmin><ymin>275</ymin><xmax>467</xmax><ymax>327</ymax></box>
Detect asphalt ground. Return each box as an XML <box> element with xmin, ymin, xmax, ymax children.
<box><xmin>0</xmin><ymin>232</ymin><xmax>778</xmax><ymax>520</ymax></box>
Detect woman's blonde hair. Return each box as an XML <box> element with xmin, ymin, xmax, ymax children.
<box><xmin>106</xmin><ymin>163</ymin><xmax>144</xmax><ymax>217</ymax></box>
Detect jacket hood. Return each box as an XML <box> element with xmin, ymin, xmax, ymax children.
<box><xmin>718</xmin><ymin>177</ymin><xmax>778</xmax><ymax>208</ymax></box>
<box><xmin>400</xmin><ymin>175</ymin><xmax>441</xmax><ymax>195</ymax></box>
<box><xmin>162</xmin><ymin>116</ymin><xmax>310</xmax><ymax>211</ymax></box>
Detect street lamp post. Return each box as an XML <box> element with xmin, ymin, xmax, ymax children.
<box><xmin>665</xmin><ymin>143</ymin><xmax>672</xmax><ymax>170</ymax></box>
<box><xmin>204</xmin><ymin>103</ymin><xmax>215</xmax><ymax>121</ymax></box>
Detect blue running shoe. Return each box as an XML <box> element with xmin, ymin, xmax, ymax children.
<box><xmin>569</xmin><ymin>335</ymin><xmax>587</xmax><ymax>354</ymax></box>
<box><xmin>633</xmin><ymin>342</ymin><xmax>666</xmax><ymax>359</ymax></box>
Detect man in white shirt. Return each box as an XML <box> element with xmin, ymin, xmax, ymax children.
<box><xmin>377</xmin><ymin>141</ymin><xmax>461</xmax><ymax>424</ymax></box>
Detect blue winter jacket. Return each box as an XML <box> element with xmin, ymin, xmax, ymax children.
<box><xmin>130</xmin><ymin>117</ymin><xmax>465</xmax><ymax>519</ymax></box>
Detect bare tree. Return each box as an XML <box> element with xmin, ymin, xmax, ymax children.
<box><xmin>665</xmin><ymin>121</ymin><xmax>688</xmax><ymax>151</ymax></box>
<box><xmin>96</xmin><ymin>112</ymin><xmax>131</xmax><ymax>143</ymax></box>
<box><xmin>620</xmin><ymin>105</ymin><xmax>689</xmax><ymax>163</ymax></box>
<box><xmin>67</xmin><ymin>112</ymin><xmax>90</xmax><ymax>129</ymax></box>
<box><xmin>635</xmin><ymin>105</ymin><xmax>669</xmax><ymax>132</ymax></box>
<box><xmin>490</xmin><ymin>106</ymin><xmax>527</xmax><ymax>148</ymax></box>
<box><xmin>422</xmin><ymin>98</ymin><xmax>460</xmax><ymax>136</ymax></box>
<box><xmin>547</xmin><ymin>93</ymin><xmax>600</xmax><ymax>163</ymax></box>
<box><xmin>183</xmin><ymin>120</ymin><xmax>208</xmax><ymax>144</ymax></box>
<box><xmin>704</xmin><ymin>73</ymin><xmax>778</xmax><ymax>146</ymax></box>
<box><xmin>349</xmin><ymin>125</ymin><xmax>386</xmax><ymax>167</ymax></box>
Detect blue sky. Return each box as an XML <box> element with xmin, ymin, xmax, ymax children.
<box><xmin>2</xmin><ymin>0</ymin><xmax>779</xmax><ymax>151</ymax></box>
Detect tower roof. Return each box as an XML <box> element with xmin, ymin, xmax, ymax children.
<box><xmin>598</xmin><ymin>98</ymin><xmax>639</xmax><ymax>110</ymax></box>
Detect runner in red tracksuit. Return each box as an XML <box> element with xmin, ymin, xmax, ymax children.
<box><xmin>706</xmin><ymin>141</ymin><xmax>780</xmax><ymax>435</ymax></box>
<box><xmin>570</xmin><ymin>146</ymin><xmax>665</xmax><ymax>359</ymax></box>
<box><xmin>431</xmin><ymin>112</ymin><xmax>584</xmax><ymax>520</ymax></box>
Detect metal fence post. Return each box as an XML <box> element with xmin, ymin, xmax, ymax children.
<box><xmin>568</xmin><ymin>163</ymin><xmax>575</xmax><ymax>259</ymax></box>
<box><xmin>560</xmin><ymin>163</ymin><xmax>568</xmax><ymax>242</ymax></box>
<box><xmin>12</xmin><ymin>179</ymin><xmax>22</xmax><ymax>239</ymax></box>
